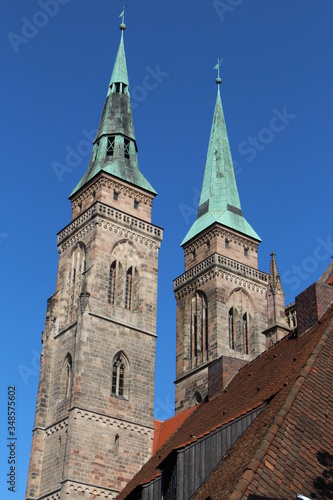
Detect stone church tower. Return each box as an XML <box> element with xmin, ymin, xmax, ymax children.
<box><xmin>174</xmin><ymin>71</ymin><xmax>289</xmax><ymax>413</ymax></box>
<box><xmin>26</xmin><ymin>19</ymin><xmax>162</xmax><ymax>500</ymax></box>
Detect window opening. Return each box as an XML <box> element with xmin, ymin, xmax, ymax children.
<box><xmin>191</xmin><ymin>292</ymin><xmax>208</xmax><ymax>366</ymax></box>
<box><xmin>243</xmin><ymin>313</ymin><xmax>249</xmax><ymax>354</ymax></box>
<box><xmin>193</xmin><ymin>313</ymin><xmax>197</xmax><ymax>357</ymax></box>
<box><xmin>113</xmin><ymin>191</ymin><xmax>118</xmax><ymax>201</ymax></box>
<box><xmin>107</xmin><ymin>136</ymin><xmax>115</xmax><ymax>157</ymax></box>
<box><xmin>134</xmin><ymin>200</ymin><xmax>139</xmax><ymax>209</ymax></box>
<box><xmin>125</xmin><ymin>267</ymin><xmax>133</xmax><ymax>310</ymax></box>
<box><xmin>124</xmin><ymin>138</ymin><xmax>130</xmax><ymax>159</ymax></box>
<box><xmin>225</xmin><ymin>239</ymin><xmax>229</xmax><ymax>248</ymax></box>
<box><xmin>229</xmin><ymin>308</ymin><xmax>235</xmax><ymax>350</ymax></box>
<box><xmin>115</xmin><ymin>82</ymin><xmax>120</xmax><ymax>93</ymax></box>
<box><xmin>111</xmin><ymin>353</ymin><xmax>127</xmax><ymax>398</ymax></box>
<box><xmin>108</xmin><ymin>261</ymin><xmax>117</xmax><ymax>305</ymax></box>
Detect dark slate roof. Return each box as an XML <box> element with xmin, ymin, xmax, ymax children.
<box><xmin>117</xmin><ymin>305</ymin><xmax>333</xmax><ymax>500</ymax></box>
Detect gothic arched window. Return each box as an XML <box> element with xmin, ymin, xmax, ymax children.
<box><xmin>68</xmin><ymin>242</ymin><xmax>86</xmax><ymax>319</ymax></box>
<box><xmin>229</xmin><ymin>308</ymin><xmax>235</xmax><ymax>350</ymax></box>
<box><xmin>191</xmin><ymin>291</ymin><xmax>208</xmax><ymax>367</ymax></box>
<box><xmin>111</xmin><ymin>353</ymin><xmax>129</xmax><ymax>399</ymax></box>
<box><xmin>108</xmin><ymin>261</ymin><xmax>117</xmax><ymax>305</ymax></box>
<box><xmin>61</xmin><ymin>354</ymin><xmax>72</xmax><ymax>400</ymax></box>
<box><xmin>243</xmin><ymin>313</ymin><xmax>249</xmax><ymax>355</ymax></box>
<box><xmin>125</xmin><ymin>267</ymin><xmax>133</xmax><ymax>310</ymax></box>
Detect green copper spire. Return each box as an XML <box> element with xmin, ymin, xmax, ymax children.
<box><xmin>181</xmin><ymin>64</ymin><xmax>260</xmax><ymax>245</ymax></box>
<box><xmin>70</xmin><ymin>14</ymin><xmax>156</xmax><ymax>198</ymax></box>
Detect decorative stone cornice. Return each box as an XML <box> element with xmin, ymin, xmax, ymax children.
<box><xmin>33</xmin><ymin>417</ymin><xmax>69</xmax><ymax>435</ymax></box>
<box><xmin>62</xmin><ymin>480</ymin><xmax>117</xmax><ymax>499</ymax></box>
<box><xmin>184</xmin><ymin>225</ymin><xmax>259</xmax><ymax>256</ymax></box>
<box><xmin>57</xmin><ymin>201</ymin><xmax>162</xmax><ymax>253</ymax></box>
<box><xmin>72</xmin><ymin>407</ymin><xmax>154</xmax><ymax>437</ymax></box>
<box><xmin>174</xmin><ymin>253</ymin><xmax>269</xmax><ymax>297</ymax></box>
<box><xmin>45</xmin><ymin>418</ymin><xmax>68</xmax><ymax>436</ymax></box>
<box><xmin>71</xmin><ymin>175</ymin><xmax>154</xmax><ymax>211</ymax></box>
<box><xmin>38</xmin><ymin>491</ymin><xmax>61</xmax><ymax>500</ymax></box>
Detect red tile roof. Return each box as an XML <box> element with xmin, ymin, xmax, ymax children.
<box><xmin>152</xmin><ymin>406</ymin><xmax>195</xmax><ymax>454</ymax></box>
<box><xmin>195</xmin><ymin>305</ymin><xmax>333</xmax><ymax>500</ymax></box>
<box><xmin>117</xmin><ymin>305</ymin><xmax>333</xmax><ymax>499</ymax></box>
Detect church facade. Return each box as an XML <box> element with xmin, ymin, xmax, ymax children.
<box><xmin>26</xmin><ymin>16</ymin><xmax>290</xmax><ymax>500</ymax></box>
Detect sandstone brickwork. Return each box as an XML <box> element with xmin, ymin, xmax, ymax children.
<box><xmin>26</xmin><ymin>172</ymin><xmax>162</xmax><ymax>499</ymax></box>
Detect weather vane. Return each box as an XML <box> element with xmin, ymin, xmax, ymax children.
<box><xmin>214</xmin><ymin>58</ymin><xmax>224</xmax><ymax>82</ymax></box>
<box><xmin>119</xmin><ymin>5</ymin><xmax>128</xmax><ymax>25</ymax></box>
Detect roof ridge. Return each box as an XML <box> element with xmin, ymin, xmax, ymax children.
<box><xmin>230</xmin><ymin>314</ymin><xmax>333</xmax><ymax>498</ymax></box>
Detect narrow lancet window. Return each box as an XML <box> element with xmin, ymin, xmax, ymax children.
<box><xmin>111</xmin><ymin>353</ymin><xmax>128</xmax><ymax>398</ymax></box>
<box><xmin>61</xmin><ymin>354</ymin><xmax>72</xmax><ymax>400</ymax></box>
<box><xmin>125</xmin><ymin>267</ymin><xmax>133</xmax><ymax>310</ymax></box>
<box><xmin>108</xmin><ymin>261</ymin><xmax>117</xmax><ymax>305</ymax></box>
<box><xmin>243</xmin><ymin>313</ymin><xmax>249</xmax><ymax>354</ymax></box>
<box><xmin>191</xmin><ymin>291</ymin><xmax>208</xmax><ymax>366</ymax></box>
<box><xmin>229</xmin><ymin>308</ymin><xmax>235</xmax><ymax>350</ymax></box>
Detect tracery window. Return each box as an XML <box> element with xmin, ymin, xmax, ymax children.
<box><xmin>111</xmin><ymin>352</ymin><xmax>128</xmax><ymax>398</ymax></box>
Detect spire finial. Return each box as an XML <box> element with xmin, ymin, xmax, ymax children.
<box><xmin>119</xmin><ymin>5</ymin><xmax>128</xmax><ymax>31</ymax></box>
<box><xmin>214</xmin><ymin>58</ymin><xmax>223</xmax><ymax>92</ymax></box>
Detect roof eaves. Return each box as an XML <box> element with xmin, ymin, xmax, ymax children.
<box><xmin>172</xmin><ymin>402</ymin><xmax>267</xmax><ymax>453</ymax></box>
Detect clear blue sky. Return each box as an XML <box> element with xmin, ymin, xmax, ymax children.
<box><xmin>1</xmin><ymin>1</ymin><xmax>332</xmax><ymax>497</ymax></box>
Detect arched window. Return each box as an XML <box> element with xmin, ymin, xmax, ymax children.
<box><xmin>229</xmin><ymin>308</ymin><xmax>235</xmax><ymax>350</ymax></box>
<box><xmin>243</xmin><ymin>313</ymin><xmax>249</xmax><ymax>355</ymax></box>
<box><xmin>68</xmin><ymin>242</ymin><xmax>86</xmax><ymax>319</ymax></box>
<box><xmin>108</xmin><ymin>261</ymin><xmax>117</xmax><ymax>305</ymax></box>
<box><xmin>191</xmin><ymin>291</ymin><xmax>208</xmax><ymax>367</ymax></box>
<box><xmin>111</xmin><ymin>353</ymin><xmax>128</xmax><ymax>398</ymax></box>
<box><xmin>61</xmin><ymin>354</ymin><xmax>72</xmax><ymax>400</ymax></box>
<box><xmin>125</xmin><ymin>267</ymin><xmax>133</xmax><ymax>310</ymax></box>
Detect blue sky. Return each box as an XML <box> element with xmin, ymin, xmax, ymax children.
<box><xmin>1</xmin><ymin>1</ymin><xmax>332</xmax><ymax>497</ymax></box>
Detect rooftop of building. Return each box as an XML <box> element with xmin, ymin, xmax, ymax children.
<box><xmin>118</xmin><ymin>264</ymin><xmax>333</xmax><ymax>499</ymax></box>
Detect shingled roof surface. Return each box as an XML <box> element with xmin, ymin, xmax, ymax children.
<box><xmin>117</xmin><ymin>305</ymin><xmax>333</xmax><ymax>499</ymax></box>
<box><xmin>195</xmin><ymin>305</ymin><xmax>333</xmax><ymax>500</ymax></box>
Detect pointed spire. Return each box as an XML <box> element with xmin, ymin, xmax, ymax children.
<box><xmin>269</xmin><ymin>252</ymin><xmax>283</xmax><ymax>294</ymax></box>
<box><xmin>108</xmin><ymin>8</ymin><xmax>129</xmax><ymax>95</ymax></box>
<box><xmin>182</xmin><ymin>64</ymin><xmax>260</xmax><ymax>245</ymax></box>
<box><xmin>70</xmin><ymin>13</ymin><xmax>156</xmax><ymax>197</ymax></box>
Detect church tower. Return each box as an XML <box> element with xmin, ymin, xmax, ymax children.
<box><xmin>173</xmin><ymin>66</ymin><xmax>288</xmax><ymax>413</ymax></box>
<box><xmin>26</xmin><ymin>17</ymin><xmax>162</xmax><ymax>499</ymax></box>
